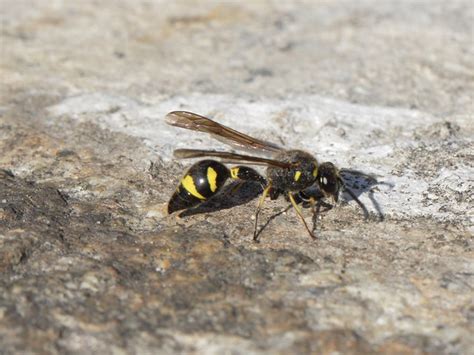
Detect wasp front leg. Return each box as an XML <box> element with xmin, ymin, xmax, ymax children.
<box><xmin>291</xmin><ymin>189</ymin><xmax>333</xmax><ymax>235</ymax></box>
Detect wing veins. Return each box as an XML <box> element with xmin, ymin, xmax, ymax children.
<box><xmin>165</xmin><ymin>111</ymin><xmax>282</xmax><ymax>153</ymax></box>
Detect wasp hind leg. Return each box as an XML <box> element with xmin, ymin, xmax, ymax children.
<box><xmin>308</xmin><ymin>197</ymin><xmax>335</xmax><ymax>234</ymax></box>
<box><xmin>253</xmin><ymin>184</ymin><xmax>273</xmax><ymax>243</ymax></box>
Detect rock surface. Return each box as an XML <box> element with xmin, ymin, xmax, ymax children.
<box><xmin>1</xmin><ymin>1</ymin><xmax>473</xmax><ymax>354</ymax></box>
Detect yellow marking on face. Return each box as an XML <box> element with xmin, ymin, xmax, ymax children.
<box><xmin>294</xmin><ymin>170</ymin><xmax>302</xmax><ymax>182</ymax></box>
<box><xmin>181</xmin><ymin>175</ymin><xmax>206</xmax><ymax>200</ymax></box>
<box><xmin>312</xmin><ymin>167</ymin><xmax>318</xmax><ymax>177</ymax></box>
<box><xmin>207</xmin><ymin>167</ymin><xmax>218</xmax><ymax>192</ymax></box>
<box><xmin>230</xmin><ymin>167</ymin><xmax>239</xmax><ymax>179</ymax></box>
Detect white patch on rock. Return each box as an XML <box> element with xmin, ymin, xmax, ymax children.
<box><xmin>47</xmin><ymin>93</ymin><xmax>473</xmax><ymax>227</ymax></box>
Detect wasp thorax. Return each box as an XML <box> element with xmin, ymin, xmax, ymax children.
<box><xmin>267</xmin><ymin>150</ymin><xmax>318</xmax><ymax>192</ymax></box>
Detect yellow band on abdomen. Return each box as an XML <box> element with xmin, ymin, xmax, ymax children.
<box><xmin>181</xmin><ymin>175</ymin><xmax>206</xmax><ymax>200</ymax></box>
<box><xmin>207</xmin><ymin>167</ymin><xmax>218</xmax><ymax>192</ymax></box>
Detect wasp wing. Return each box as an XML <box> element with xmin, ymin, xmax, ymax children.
<box><xmin>174</xmin><ymin>149</ymin><xmax>292</xmax><ymax>168</ymax></box>
<box><xmin>165</xmin><ymin>111</ymin><xmax>282</xmax><ymax>153</ymax></box>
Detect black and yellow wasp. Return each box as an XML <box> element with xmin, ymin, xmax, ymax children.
<box><xmin>165</xmin><ymin>111</ymin><xmax>368</xmax><ymax>241</ymax></box>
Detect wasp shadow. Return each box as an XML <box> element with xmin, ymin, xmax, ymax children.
<box><xmin>178</xmin><ymin>180</ymin><xmax>263</xmax><ymax>217</ymax></box>
<box><xmin>338</xmin><ymin>168</ymin><xmax>393</xmax><ymax>221</ymax></box>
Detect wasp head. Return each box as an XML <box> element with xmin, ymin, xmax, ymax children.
<box><xmin>317</xmin><ymin>162</ymin><xmax>342</xmax><ymax>202</ymax></box>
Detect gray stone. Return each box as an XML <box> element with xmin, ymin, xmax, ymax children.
<box><xmin>1</xmin><ymin>1</ymin><xmax>473</xmax><ymax>354</ymax></box>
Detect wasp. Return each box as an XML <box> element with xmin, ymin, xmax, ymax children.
<box><xmin>165</xmin><ymin>111</ymin><xmax>368</xmax><ymax>242</ymax></box>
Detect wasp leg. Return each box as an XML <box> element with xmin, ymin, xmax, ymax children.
<box><xmin>288</xmin><ymin>192</ymin><xmax>316</xmax><ymax>240</ymax></box>
<box><xmin>253</xmin><ymin>184</ymin><xmax>272</xmax><ymax>243</ymax></box>
<box><xmin>309</xmin><ymin>197</ymin><xmax>319</xmax><ymax>233</ymax></box>
<box><xmin>310</xmin><ymin>199</ymin><xmax>330</xmax><ymax>229</ymax></box>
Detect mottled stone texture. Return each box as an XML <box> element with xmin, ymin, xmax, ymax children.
<box><xmin>1</xmin><ymin>1</ymin><xmax>473</xmax><ymax>354</ymax></box>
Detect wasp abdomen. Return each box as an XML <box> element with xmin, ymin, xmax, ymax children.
<box><xmin>168</xmin><ymin>160</ymin><xmax>230</xmax><ymax>214</ymax></box>
<box><xmin>230</xmin><ymin>166</ymin><xmax>267</xmax><ymax>186</ymax></box>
